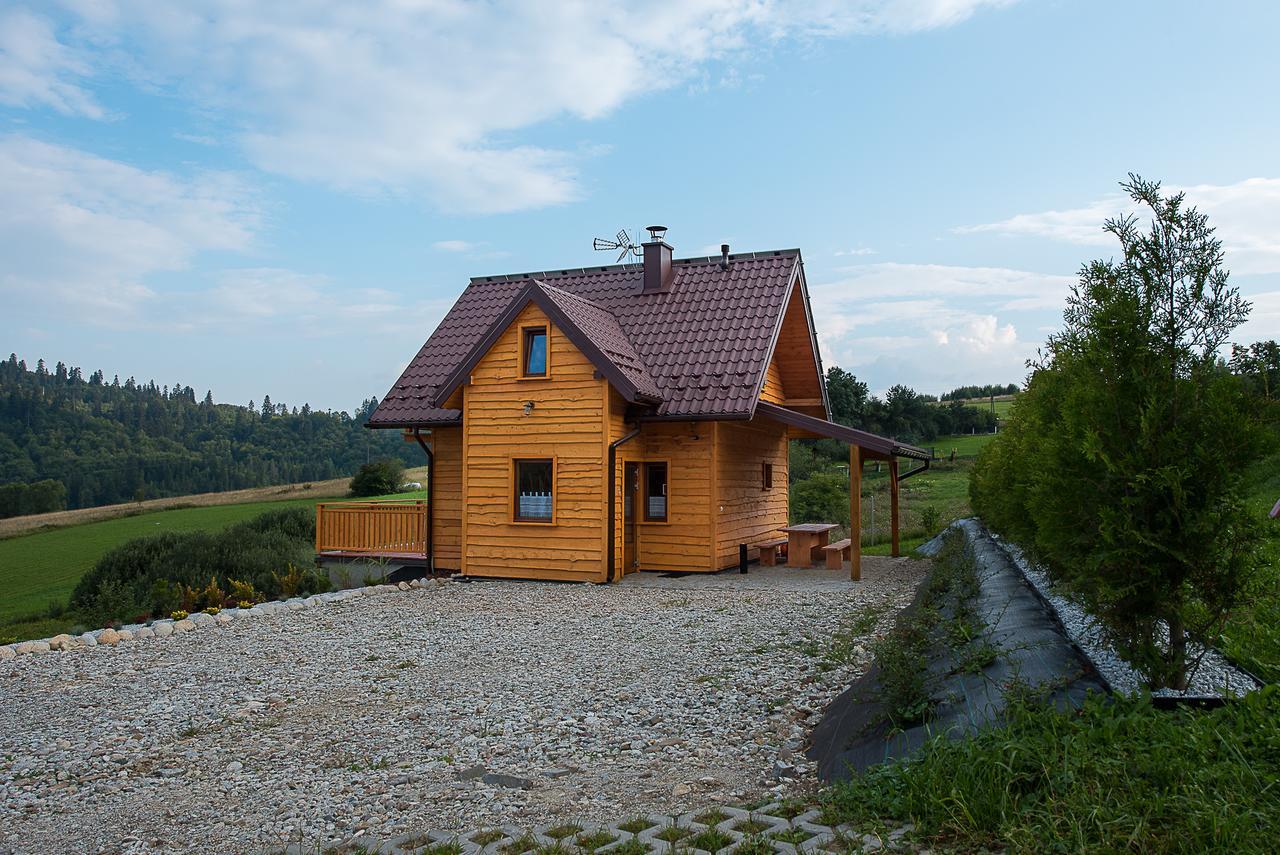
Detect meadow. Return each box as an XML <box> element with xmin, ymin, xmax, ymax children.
<box><xmin>0</xmin><ymin>473</ymin><xmax>427</xmax><ymax>643</ymax></box>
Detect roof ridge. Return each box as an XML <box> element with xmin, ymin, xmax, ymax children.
<box><xmin>470</xmin><ymin>248</ymin><xmax>801</xmax><ymax>285</ymax></box>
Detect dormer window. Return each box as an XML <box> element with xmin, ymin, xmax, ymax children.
<box><xmin>522</xmin><ymin>326</ymin><xmax>548</xmax><ymax>377</ymax></box>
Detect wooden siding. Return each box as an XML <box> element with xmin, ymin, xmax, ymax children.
<box><xmin>760</xmin><ymin>356</ymin><xmax>787</xmax><ymax>404</ymax></box>
<box><xmin>316</xmin><ymin>501</ymin><xmax>426</xmax><ymax>554</ymax></box>
<box><xmin>429</xmin><ymin>426</ymin><xmax>462</xmax><ymax>569</ymax></box>
<box><xmin>714</xmin><ymin>418</ymin><xmax>790</xmax><ymax>568</ymax></box>
<box><xmin>461</xmin><ymin>302</ymin><xmax>609</xmax><ymax>581</ymax></box>
<box><xmin>618</xmin><ymin>420</ymin><xmax>715</xmax><ymax>573</ymax></box>
<box><xmin>770</xmin><ymin>282</ymin><xmax>826</xmax><ymax>416</ymax></box>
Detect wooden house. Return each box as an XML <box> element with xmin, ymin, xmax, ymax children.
<box><xmin>318</xmin><ymin>232</ymin><xmax>927</xmax><ymax>582</ymax></box>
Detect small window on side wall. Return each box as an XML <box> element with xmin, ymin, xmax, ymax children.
<box><xmin>514</xmin><ymin>458</ymin><xmax>553</xmax><ymax>522</ymax></box>
<box><xmin>762</xmin><ymin>462</ymin><xmax>774</xmax><ymax>490</ymax></box>
<box><xmin>644</xmin><ymin>462</ymin><xmax>668</xmax><ymax>522</ymax></box>
<box><xmin>522</xmin><ymin>326</ymin><xmax>547</xmax><ymax>377</ymax></box>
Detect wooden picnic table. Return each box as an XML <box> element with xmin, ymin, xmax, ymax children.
<box><xmin>780</xmin><ymin>523</ymin><xmax>841</xmax><ymax>567</ymax></box>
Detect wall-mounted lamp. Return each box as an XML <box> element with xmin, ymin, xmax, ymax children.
<box><xmin>523</xmin><ymin>400</ymin><xmax>535</xmax><ymax>416</ymax></box>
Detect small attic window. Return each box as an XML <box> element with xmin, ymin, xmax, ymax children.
<box><xmin>522</xmin><ymin>326</ymin><xmax>548</xmax><ymax>377</ymax></box>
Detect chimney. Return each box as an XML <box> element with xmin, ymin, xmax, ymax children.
<box><xmin>642</xmin><ymin>225</ymin><xmax>673</xmax><ymax>294</ymax></box>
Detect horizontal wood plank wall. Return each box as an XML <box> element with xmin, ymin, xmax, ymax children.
<box><xmin>715</xmin><ymin>417</ymin><xmax>789</xmax><ymax>568</ymax></box>
<box><xmin>620</xmin><ymin>421</ymin><xmax>713</xmax><ymax>573</ymax></box>
<box><xmin>760</xmin><ymin>356</ymin><xmax>787</xmax><ymax>405</ymax></box>
<box><xmin>430</xmin><ymin>426</ymin><xmax>462</xmax><ymax>570</ymax></box>
<box><xmin>462</xmin><ymin>303</ymin><xmax>607</xmax><ymax>581</ymax></box>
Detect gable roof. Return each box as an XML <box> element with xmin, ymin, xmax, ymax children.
<box><xmin>434</xmin><ymin>279</ymin><xmax>664</xmax><ymax>407</ymax></box>
<box><xmin>368</xmin><ymin>249</ymin><xmax>819</xmax><ymax>427</ymax></box>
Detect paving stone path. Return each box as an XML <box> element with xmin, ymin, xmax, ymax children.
<box><xmin>0</xmin><ymin>559</ymin><xmax>925</xmax><ymax>855</ymax></box>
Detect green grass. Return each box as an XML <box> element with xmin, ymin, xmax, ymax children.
<box><xmin>928</xmin><ymin>431</ymin><xmax>999</xmax><ymax>459</ymax></box>
<box><xmin>821</xmin><ymin>686</ymin><xmax>1280</xmax><ymax>854</ymax></box>
<box><xmin>1219</xmin><ymin>447</ymin><xmax>1280</xmax><ymax>682</ymax></box>
<box><xmin>857</xmin><ymin>457</ymin><xmax>973</xmax><ymax>555</ymax></box>
<box><xmin>0</xmin><ymin>487</ymin><xmax>426</xmax><ymax>641</ymax></box>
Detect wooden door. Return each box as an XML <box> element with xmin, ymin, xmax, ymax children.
<box><xmin>623</xmin><ymin>462</ymin><xmax>639</xmax><ymax>574</ymax></box>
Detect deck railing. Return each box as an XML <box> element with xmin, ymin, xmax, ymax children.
<box><xmin>315</xmin><ymin>501</ymin><xmax>427</xmax><ymax>555</ymax></box>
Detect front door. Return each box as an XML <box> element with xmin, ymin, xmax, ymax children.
<box><xmin>623</xmin><ymin>462</ymin><xmax>639</xmax><ymax>574</ymax></box>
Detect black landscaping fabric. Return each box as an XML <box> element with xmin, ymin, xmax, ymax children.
<box><xmin>808</xmin><ymin>520</ymin><xmax>1109</xmax><ymax>781</ymax></box>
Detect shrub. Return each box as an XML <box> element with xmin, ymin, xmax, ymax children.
<box><xmin>789</xmin><ymin>472</ymin><xmax>851</xmax><ymax>528</ymax></box>
<box><xmin>971</xmin><ymin>176</ymin><xmax>1274</xmax><ymax>689</ymax></box>
<box><xmin>349</xmin><ymin>459</ymin><xmax>406</xmax><ymax>497</ymax></box>
<box><xmin>70</xmin><ymin>507</ymin><xmax>316</xmax><ymax>625</ymax></box>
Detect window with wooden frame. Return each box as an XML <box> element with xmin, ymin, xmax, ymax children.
<box><xmin>513</xmin><ymin>458</ymin><xmax>554</xmax><ymax>522</ymax></box>
<box><xmin>521</xmin><ymin>325</ymin><xmax>548</xmax><ymax>377</ymax></box>
<box><xmin>762</xmin><ymin>461</ymin><xmax>774</xmax><ymax>490</ymax></box>
<box><xmin>644</xmin><ymin>461</ymin><xmax>668</xmax><ymax>522</ymax></box>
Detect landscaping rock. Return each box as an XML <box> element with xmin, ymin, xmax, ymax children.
<box><xmin>135</xmin><ymin>626</ymin><xmax>155</xmax><ymax>639</ymax></box>
<box><xmin>78</xmin><ymin>633</ymin><xmax>97</xmax><ymax>647</ymax></box>
<box><xmin>172</xmin><ymin>619</ymin><xmax>196</xmax><ymax>633</ymax></box>
<box><xmin>215</xmin><ymin>612</ymin><xmax>234</xmax><ymax>625</ymax></box>
<box><xmin>0</xmin><ymin>646</ymin><xmax>14</xmax><ymax>660</ymax></box>
<box><xmin>151</xmin><ymin>621</ymin><xmax>174</xmax><ymax>638</ymax></box>
<box><xmin>115</xmin><ymin>629</ymin><xmax>134</xmax><ymax>642</ymax></box>
<box><xmin>187</xmin><ymin>612</ymin><xmax>215</xmax><ymax>628</ymax></box>
<box><xmin>48</xmin><ymin>634</ymin><xmax>79</xmax><ymax>652</ymax></box>
<box><xmin>96</xmin><ymin>629</ymin><xmax>121</xmax><ymax>646</ymax></box>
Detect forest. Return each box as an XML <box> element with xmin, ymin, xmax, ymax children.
<box><xmin>0</xmin><ymin>354</ymin><xmax>417</xmax><ymax>517</ymax></box>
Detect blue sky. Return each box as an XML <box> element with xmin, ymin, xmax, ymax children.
<box><xmin>2</xmin><ymin>0</ymin><xmax>1278</xmax><ymax>412</ymax></box>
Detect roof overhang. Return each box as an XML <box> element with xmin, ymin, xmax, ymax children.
<box><xmin>755</xmin><ymin>402</ymin><xmax>930</xmax><ymax>460</ymax></box>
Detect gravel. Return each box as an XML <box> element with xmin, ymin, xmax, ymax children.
<box><xmin>0</xmin><ymin>558</ymin><xmax>924</xmax><ymax>855</ymax></box>
<box><xmin>949</xmin><ymin>519</ymin><xmax>1262</xmax><ymax>699</ymax></box>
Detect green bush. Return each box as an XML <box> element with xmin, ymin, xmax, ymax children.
<box><xmin>822</xmin><ymin>686</ymin><xmax>1280</xmax><ymax>854</ymax></box>
<box><xmin>789</xmin><ymin>472</ymin><xmax>851</xmax><ymax>528</ymax></box>
<box><xmin>349</xmin><ymin>458</ymin><xmax>406</xmax><ymax>497</ymax></box>
<box><xmin>970</xmin><ymin>176</ymin><xmax>1275</xmax><ymax>689</ymax></box>
<box><xmin>69</xmin><ymin>507</ymin><xmax>321</xmax><ymax>625</ymax></box>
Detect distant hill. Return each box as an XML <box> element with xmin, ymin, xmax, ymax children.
<box><xmin>0</xmin><ymin>354</ymin><xmax>417</xmax><ymax>516</ymax></box>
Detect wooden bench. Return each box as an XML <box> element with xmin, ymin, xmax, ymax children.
<box><xmin>823</xmin><ymin>538</ymin><xmax>852</xmax><ymax>570</ymax></box>
<box><xmin>757</xmin><ymin>537</ymin><xmax>789</xmax><ymax>566</ymax></box>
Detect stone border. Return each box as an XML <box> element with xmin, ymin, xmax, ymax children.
<box><xmin>276</xmin><ymin>804</ymin><xmax>913</xmax><ymax>855</ymax></box>
<box><xmin>0</xmin><ymin>579</ymin><xmax>440</xmax><ymax>661</ymax></box>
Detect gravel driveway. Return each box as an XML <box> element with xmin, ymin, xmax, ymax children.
<box><xmin>0</xmin><ymin>558</ymin><xmax>925</xmax><ymax>855</ymax></box>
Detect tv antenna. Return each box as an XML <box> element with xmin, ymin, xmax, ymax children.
<box><xmin>593</xmin><ymin>228</ymin><xmax>641</xmax><ymax>262</ymax></box>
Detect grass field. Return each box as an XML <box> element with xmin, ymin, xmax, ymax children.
<box><xmin>0</xmin><ymin>474</ymin><xmax>428</xmax><ymax>643</ymax></box>
<box><xmin>860</xmin><ymin>457</ymin><xmax>974</xmax><ymax>556</ymax></box>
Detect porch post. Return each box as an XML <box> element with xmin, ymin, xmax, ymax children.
<box><xmin>889</xmin><ymin>456</ymin><xmax>900</xmax><ymax>558</ymax></box>
<box><xmin>849</xmin><ymin>444</ymin><xmax>861</xmax><ymax>581</ymax></box>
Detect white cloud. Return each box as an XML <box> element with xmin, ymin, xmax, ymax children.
<box><xmin>19</xmin><ymin>0</ymin><xmax>1016</xmax><ymax>213</ymax></box>
<box><xmin>432</xmin><ymin>240</ymin><xmax>476</xmax><ymax>253</ymax></box>
<box><xmin>959</xmin><ymin>177</ymin><xmax>1280</xmax><ymax>275</ymax></box>
<box><xmin>807</xmin><ymin>262</ymin><xmax>1061</xmax><ymax>393</ymax></box>
<box><xmin>0</xmin><ymin>133</ymin><xmax>258</xmax><ymax>320</ymax></box>
<box><xmin>835</xmin><ymin>247</ymin><xmax>877</xmax><ymax>257</ymax></box>
<box><xmin>0</xmin><ymin>7</ymin><xmax>102</xmax><ymax>117</ymax></box>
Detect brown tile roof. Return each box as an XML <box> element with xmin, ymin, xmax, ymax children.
<box><xmin>368</xmin><ymin>249</ymin><xmax>807</xmax><ymax>427</ymax></box>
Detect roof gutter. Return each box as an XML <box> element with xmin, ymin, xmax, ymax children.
<box><xmin>411</xmin><ymin>428</ymin><xmax>434</xmax><ymax>571</ymax></box>
<box><xmin>606</xmin><ymin>427</ymin><xmax>642</xmax><ymax>582</ymax></box>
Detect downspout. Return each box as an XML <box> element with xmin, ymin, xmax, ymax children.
<box><xmin>895</xmin><ymin>457</ymin><xmax>930</xmax><ymax>482</ymax></box>
<box><xmin>412</xmin><ymin>428</ymin><xmax>434</xmax><ymax>572</ymax></box>
<box><xmin>606</xmin><ymin>427</ymin><xmax>642</xmax><ymax>582</ymax></box>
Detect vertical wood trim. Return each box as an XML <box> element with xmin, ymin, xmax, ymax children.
<box><xmin>709</xmin><ymin>421</ymin><xmax>719</xmax><ymax>571</ymax></box>
<box><xmin>889</xmin><ymin>456</ymin><xmax>900</xmax><ymax>558</ymax></box>
<box><xmin>850</xmin><ymin>445</ymin><xmax>861</xmax><ymax>581</ymax></box>
<box><xmin>460</xmin><ymin>387</ymin><xmax>469</xmax><ymax>576</ymax></box>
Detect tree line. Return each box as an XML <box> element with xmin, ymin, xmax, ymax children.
<box><xmin>0</xmin><ymin>354</ymin><xmax>418</xmax><ymax>517</ymax></box>
<box><xmin>940</xmin><ymin>383</ymin><xmax>1020</xmax><ymax>401</ymax></box>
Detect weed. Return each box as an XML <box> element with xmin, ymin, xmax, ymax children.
<box><xmin>470</xmin><ymin>830</ymin><xmax>505</xmax><ymax>846</ymax></box>
<box><xmin>732</xmin><ymin>819</ymin><xmax>770</xmax><ymax>835</ymax></box>
<box><xmin>500</xmin><ymin>834</ymin><xmax>537</xmax><ymax>855</ymax></box>
<box><xmin>687</xmin><ymin>828</ymin><xmax>732</xmax><ymax>852</ymax></box>
<box><xmin>770</xmin><ymin>828</ymin><xmax>813</xmax><ymax>845</ymax></box>
<box><xmin>544</xmin><ymin>824</ymin><xmax>582</xmax><ymax>841</ymax></box>
<box><xmin>575</xmin><ymin>830</ymin><xmax>616</xmax><ymax>851</ymax></box>
<box><xmin>693</xmin><ymin>808</ymin><xmax>728</xmax><ymax>827</ymax></box>
<box><xmin>732</xmin><ymin>836</ymin><xmax>773</xmax><ymax>855</ymax></box>
<box><xmin>654</xmin><ymin>824</ymin><xmax>691</xmax><ymax>844</ymax></box>
<box><xmin>608</xmin><ymin>840</ymin><xmax>648</xmax><ymax>855</ymax></box>
<box><xmin>617</xmin><ymin>818</ymin><xmax>653</xmax><ymax>835</ymax></box>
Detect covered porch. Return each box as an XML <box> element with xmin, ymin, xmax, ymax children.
<box><xmin>754</xmin><ymin>403</ymin><xmax>930</xmax><ymax>580</ymax></box>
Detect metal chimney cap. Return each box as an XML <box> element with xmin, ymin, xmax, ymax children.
<box><xmin>645</xmin><ymin>225</ymin><xmax>668</xmax><ymax>242</ymax></box>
